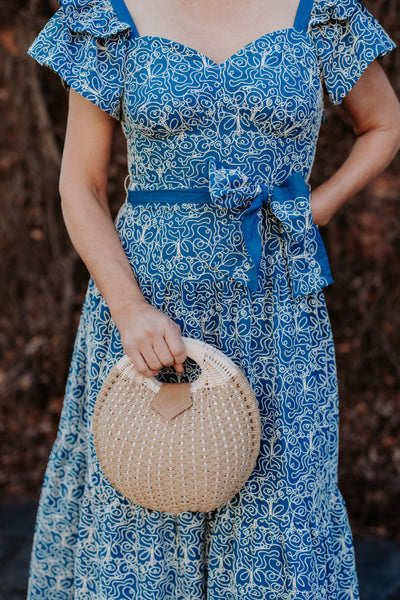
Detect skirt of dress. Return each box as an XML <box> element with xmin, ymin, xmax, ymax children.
<box><xmin>27</xmin><ymin>199</ymin><xmax>359</xmax><ymax>600</ymax></box>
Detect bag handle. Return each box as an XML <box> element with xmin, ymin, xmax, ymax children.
<box><xmin>116</xmin><ymin>337</ymin><xmax>235</xmax><ymax>395</ymax></box>
<box><xmin>149</xmin><ymin>338</ymin><xmax>220</xmax><ymax>420</ymax></box>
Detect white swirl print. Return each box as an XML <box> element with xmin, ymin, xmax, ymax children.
<box><xmin>26</xmin><ymin>0</ymin><xmax>395</xmax><ymax>598</ymax></box>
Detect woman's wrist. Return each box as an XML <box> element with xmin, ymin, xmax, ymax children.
<box><xmin>310</xmin><ymin>190</ymin><xmax>333</xmax><ymax>227</ymax></box>
<box><xmin>310</xmin><ymin>183</ymin><xmax>346</xmax><ymax>227</ymax></box>
<box><xmin>109</xmin><ymin>293</ymin><xmax>149</xmax><ymax>325</ymax></box>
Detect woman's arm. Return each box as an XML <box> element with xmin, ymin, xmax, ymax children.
<box><xmin>60</xmin><ymin>89</ymin><xmax>186</xmax><ymax>377</ymax></box>
<box><xmin>311</xmin><ymin>59</ymin><xmax>400</xmax><ymax>226</ymax></box>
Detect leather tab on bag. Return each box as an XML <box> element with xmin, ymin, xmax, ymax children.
<box><xmin>151</xmin><ymin>383</ymin><xmax>192</xmax><ymax>421</ymax></box>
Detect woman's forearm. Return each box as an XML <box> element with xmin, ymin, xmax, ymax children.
<box><xmin>58</xmin><ymin>90</ymin><xmax>186</xmax><ymax>377</ymax></box>
<box><xmin>311</xmin><ymin>60</ymin><xmax>400</xmax><ymax>227</ymax></box>
<box><xmin>60</xmin><ymin>182</ymin><xmax>146</xmax><ymax>318</ymax></box>
<box><xmin>61</xmin><ymin>182</ymin><xmax>186</xmax><ymax>376</ymax></box>
<box><xmin>311</xmin><ymin>124</ymin><xmax>400</xmax><ymax>226</ymax></box>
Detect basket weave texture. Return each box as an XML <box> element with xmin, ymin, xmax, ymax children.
<box><xmin>92</xmin><ymin>337</ymin><xmax>261</xmax><ymax>513</ymax></box>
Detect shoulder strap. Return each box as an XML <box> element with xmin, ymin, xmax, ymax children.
<box><xmin>293</xmin><ymin>0</ymin><xmax>315</xmax><ymax>30</ymax></box>
<box><xmin>110</xmin><ymin>0</ymin><xmax>140</xmax><ymax>37</ymax></box>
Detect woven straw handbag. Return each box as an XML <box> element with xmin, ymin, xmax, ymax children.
<box><xmin>92</xmin><ymin>337</ymin><xmax>261</xmax><ymax>513</ymax></box>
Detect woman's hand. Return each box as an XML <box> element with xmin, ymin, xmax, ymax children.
<box><xmin>112</xmin><ymin>299</ymin><xmax>187</xmax><ymax>378</ymax></box>
<box><xmin>310</xmin><ymin>188</ymin><xmax>334</xmax><ymax>227</ymax></box>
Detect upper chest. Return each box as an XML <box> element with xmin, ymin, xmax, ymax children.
<box><xmin>121</xmin><ymin>0</ymin><xmax>303</xmax><ymax>65</ymax></box>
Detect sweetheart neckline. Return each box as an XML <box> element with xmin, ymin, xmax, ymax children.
<box><xmin>130</xmin><ymin>27</ymin><xmax>308</xmax><ymax>68</ymax></box>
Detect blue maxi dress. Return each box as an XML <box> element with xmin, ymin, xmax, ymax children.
<box><xmin>27</xmin><ymin>0</ymin><xmax>395</xmax><ymax>598</ymax></box>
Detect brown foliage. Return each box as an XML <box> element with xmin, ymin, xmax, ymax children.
<box><xmin>0</xmin><ymin>0</ymin><xmax>400</xmax><ymax>539</ymax></box>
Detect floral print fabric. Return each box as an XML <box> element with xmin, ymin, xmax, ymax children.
<box><xmin>27</xmin><ymin>0</ymin><xmax>395</xmax><ymax>598</ymax></box>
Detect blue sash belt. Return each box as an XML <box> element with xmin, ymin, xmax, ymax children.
<box><xmin>126</xmin><ymin>161</ymin><xmax>333</xmax><ymax>298</ymax></box>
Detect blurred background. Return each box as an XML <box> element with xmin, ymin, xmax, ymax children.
<box><xmin>0</xmin><ymin>0</ymin><xmax>400</xmax><ymax>549</ymax></box>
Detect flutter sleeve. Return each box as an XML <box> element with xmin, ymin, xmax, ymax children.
<box><xmin>27</xmin><ymin>0</ymin><xmax>132</xmax><ymax>119</ymax></box>
<box><xmin>309</xmin><ymin>0</ymin><xmax>396</xmax><ymax>105</ymax></box>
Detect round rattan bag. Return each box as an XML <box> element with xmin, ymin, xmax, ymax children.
<box><xmin>92</xmin><ymin>337</ymin><xmax>261</xmax><ymax>513</ymax></box>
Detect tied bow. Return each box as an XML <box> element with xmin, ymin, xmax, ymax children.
<box><xmin>208</xmin><ymin>161</ymin><xmax>333</xmax><ymax>297</ymax></box>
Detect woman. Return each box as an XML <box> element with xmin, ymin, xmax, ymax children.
<box><xmin>27</xmin><ymin>0</ymin><xmax>400</xmax><ymax>598</ymax></box>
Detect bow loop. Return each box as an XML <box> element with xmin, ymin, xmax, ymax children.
<box><xmin>269</xmin><ymin>172</ymin><xmax>333</xmax><ymax>298</ymax></box>
<box><xmin>206</xmin><ymin>161</ymin><xmax>333</xmax><ymax>297</ymax></box>
<box><xmin>270</xmin><ymin>173</ymin><xmax>312</xmax><ymax>245</ymax></box>
<box><xmin>209</xmin><ymin>161</ymin><xmax>263</xmax><ymax>209</ymax></box>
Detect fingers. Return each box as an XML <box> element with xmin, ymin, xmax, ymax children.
<box><xmin>164</xmin><ymin>320</ymin><xmax>187</xmax><ymax>366</ymax></box>
<box><xmin>150</xmin><ymin>338</ymin><xmax>176</xmax><ymax>369</ymax></box>
<box><xmin>129</xmin><ymin>350</ymin><xmax>159</xmax><ymax>379</ymax></box>
<box><xmin>140</xmin><ymin>342</ymin><xmax>170</xmax><ymax>372</ymax></box>
<box><xmin>125</xmin><ymin>316</ymin><xmax>187</xmax><ymax>378</ymax></box>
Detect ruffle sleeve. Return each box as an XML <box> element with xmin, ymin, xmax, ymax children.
<box><xmin>27</xmin><ymin>0</ymin><xmax>132</xmax><ymax>119</ymax></box>
<box><xmin>309</xmin><ymin>0</ymin><xmax>396</xmax><ymax>105</ymax></box>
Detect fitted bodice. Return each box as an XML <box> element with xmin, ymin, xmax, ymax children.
<box><xmin>109</xmin><ymin>0</ymin><xmax>322</xmax><ymax>191</ymax></box>
<box><xmin>121</xmin><ymin>28</ymin><xmax>323</xmax><ymax>191</ymax></box>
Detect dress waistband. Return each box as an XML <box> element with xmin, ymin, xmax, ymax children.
<box><xmin>124</xmin><ymin>162</ymin><xmax>333</xmax><ymax>297</ymax></box>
